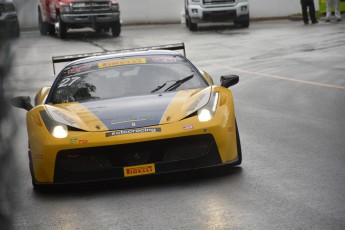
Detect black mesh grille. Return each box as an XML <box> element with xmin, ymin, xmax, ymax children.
<box><xmin>203</xmin><ymin>10</ymin><xmax>237</xmax><ymax>20</ymax></box>
<box><xmin>54</xmin><ymin>134</ymin><xmax>221</xmax><ymax>183</ymax></box>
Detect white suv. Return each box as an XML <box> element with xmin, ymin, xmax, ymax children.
<box><xmin>185</xmin><ymin>0</ymin><xmax>249</xmax><ymax>31</ymax></box>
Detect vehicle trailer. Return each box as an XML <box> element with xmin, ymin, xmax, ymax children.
<box><xmin>185</xmin><ymin>0</ymin><xmax>249</xmax><ymax>31</ymax></box>
<box><xmin>38</xmin><ymin>0</ymin><xmax>121</xmax><ymax>39</ymax></box>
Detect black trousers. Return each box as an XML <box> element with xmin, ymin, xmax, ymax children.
<box><xmin>301</xmin><ymin>0</ymin><xmax>317</xmax><ymax>23</ymax></box>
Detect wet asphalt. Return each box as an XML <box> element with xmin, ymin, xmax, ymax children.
<box><xmin>7</xmin><ymin>19</ymin><xmax>345</xmax><ymax>229</ymax></box>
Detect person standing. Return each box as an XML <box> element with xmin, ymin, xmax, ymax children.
<box><xmin>325</xmin><ymin>0</ymin><xmax>342</xmax><ymax>22</ymax></box>
<box><xmin>300</xmin><ymin>0</ymin><xmax>318</xmax><ymax>25</ymax></box>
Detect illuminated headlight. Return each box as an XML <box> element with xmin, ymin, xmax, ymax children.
<box><xmin>198</xmin><ymin>109</ymin><xmax>212</xmax><ymax>122</ymax></box>
<box><xmin>197</xmin><ymin>92</ymin><xmax>219</xmax><ymax>122</ymax></box>
<box><xmin>52</xmin><ymin>125</ymin><xmax>68</xmax><ymax>138</ymax></box>
<box><xmin>40</xmin><ymin>110</ymin><xmax>69</xmax><ymax>139</ymax></box>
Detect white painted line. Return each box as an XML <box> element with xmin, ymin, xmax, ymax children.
<box><xmin>211</xmin><ymin>62</ymin><xmax>345</xmax><ymax>90</ymax></box>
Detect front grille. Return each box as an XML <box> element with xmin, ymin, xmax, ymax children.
<box><xmin>54</xmin><ymin>134</ymin><xmax>220</xmax><ymax>183</ymax></box>
<box><xmin>203</xmin><ymin>0</ymin><xmax>235</xmax><ymax>5</ymax></box>
<box><xmin>71</xmin><ymin>1</ymin><xmax>111</xmax><ymax>12</ymax></box>
<box><xmin>203</xmin><ymin>10</ymin><xmax>237</xmax><ymax>20</ymax></box>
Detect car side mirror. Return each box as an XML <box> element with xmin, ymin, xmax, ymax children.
<box><xmin>220</xmin><ymin>75</ymin><xmax>239</xmax><ymax>88</ymax></box>
<box><xmin>11</xmin><ymin>96</ymin><xmax>33</xmax><ymax>111</ymax></box>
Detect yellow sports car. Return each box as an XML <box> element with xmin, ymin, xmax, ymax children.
<box><xmin>12</xmin><ymin>43</ymin><xmax>241</xmax><ymax>189</ymax></box>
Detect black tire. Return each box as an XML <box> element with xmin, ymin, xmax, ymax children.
<box><xmin>48</xmin><ymin>23</ymin><xmax>55</xmax><ymax>36</ymax></box>
<box><xmin>111</xmin><ymin>21</ymin><xmax>121</xmax><ymax>37</ymax></box>
<box><xmin>56</xmin><ymin>14</ymin><xmax>67</xmax><ymax>39</ymax></box>
<box><xmin>13</xmin><ymin>23</ymin><xmax>20</xmax><ymax>38</ymax></box>
<box><xmin>185</xmin><ymin>10</ymin><xmax>190</xmax><ymax>28</ymax></box>
<box><xmin>234</xmin><ymin>15</ymin><xmax>250</xmax><ymax>28</ymax></box>
<box><xmin>38</xmin><ymin>8</ymin><xmax>49</xmax><ymax>35</ymax></box>
<box><xmin>185</xmin><ymin>10</ymin><xmax>197</xmax><ymax>31</ymax></box>
<box><xmin>240</xmin><ymin>19</ymin><xmax>250</xmax><ymax>28</ymax></box>
<box><xmin>189</xmin><ymin>21</ymin><xmax>197</xmax><ymax>31</ymax></box>
<box><xmin>233</xmin><ymin>119</ymin><xmax>242</xmax><ymax>165</ymax></box>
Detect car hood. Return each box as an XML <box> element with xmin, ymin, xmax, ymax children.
<box><xmin>45</xmin><ymin>87</ymin><xmax>212</xmax><ymax>131</ymax></box>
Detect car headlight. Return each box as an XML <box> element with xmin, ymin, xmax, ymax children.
<box><xmin>60</xmin><ymin>4</ymin><xmax>71</xmax><ymax>13</ymax></box>
<box><xmin>197</xmin><ymin>92</ymin><xmax>219</xmax><ymax>122</ymax></box>
<box><xmin>110</xmin><ymin>0</ymin><xmax>119</xmax><ymax>11</ymax></box>
<box><xmin>52</xmin><ymin>125</ymin><xmax>68</xmax><ymax>138</ymax></box>
<box><xmin>189</xmin><ymin>0</ymin><xmax>201</xmax><ymax>5</ymax></box>
<box><xmin>111</xmin><ymin>3</ymin><xmax>119</xmax><ymax>11</ymax></box>
<box><xmin>40</xmin><ymin>110</ymin><xmax>68</xmax><ymax>138</ymax></box>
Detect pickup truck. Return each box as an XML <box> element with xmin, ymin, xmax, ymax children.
<box><xmin>38</xmin><ymin>0</ymin><xmax>121</xmax><ymax>39</ymax></box>
<box><xmin>185</xmin><ymin>0</ymin><xmax>249</xmax><ymax>31</ymax></box>
<box><xmin>0</xmin><ymin>0</ymin><xmax>20</xmax><ymax>38</ymax></box>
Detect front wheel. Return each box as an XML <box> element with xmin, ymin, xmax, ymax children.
<box><xmin>234</xmin><ymin>15</ymin><xmax>250</xmax><ymax>28</ymax></box>
<box><xmin>56</xmin><ymin>15</ymin><xmax>67</xmax><ymax>39</ymax></box>
<box><xmin>38</xmin><ymin>8</ymin><xmax>49</xmax><ymax>35</ymax></box>
<box><xmin>189</xmin><ymin>20</ymin><xmax>197</xmax><ymax>31</ymax></box>
<box><xmin>111</xmin><ymin>21</ymin><xmax>121</xmax><ymax>37</ymax></box>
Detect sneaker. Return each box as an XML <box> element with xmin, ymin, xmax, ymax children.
<box><xmin>312</xmin><ymin>20</ymin><xmax>319</xmax><ymax>24</ymax></box>
<box><xmin>304</xmin><ymin>21</ymin><xmax>309</xmax><ymax>25</ymax></box>
<box><xmin>325</xmin><ymin>18</ymin><xmax>330</xmax><ymax>22</ymax></box>
<box><xmin>336</xmin><ymin>18</ymin><xmax>342</xmax><ymax>22</ymax></box>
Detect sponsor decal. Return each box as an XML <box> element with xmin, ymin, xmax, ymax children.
<box><xmin>111</xmin><ymin>115</ymin><xmax>155</xmax><ymax>125</ymax></box>
<box><xmin>98</xmin><ymin>58</ymin><xmax>146</xmax><ymax>69</ymax></box>
<box><xmin>124</xmin><ymin>163</ymin><xmax>155</xmax><ymax>177</ymax></box>
<box><xmin>183</xmin><ymin>124</ymin><xmax>194</xmax><ymax>130</ymax></box>
<box><xmin>106</xmin><ymin>128</ymin><xmax>161</xmax><ymax>137</ymax></box>
<box><xmin>67</xmin><ymin>65</ymin><xmax>91</xmax><ymax>75</ymax></box>
<box><xmin>151</xmin><ymin>57</ymin><xmax>176</xmax><ymax>63</ymax></box>
<box><xmin>69</xmin><ymin>137</ymin><xmax>78</xmax><ymax>144</ymax></box>
<box><xmin>69</xmin><ymin>137</ymin><xmax>89</xmax><ymax>144</ymax></box>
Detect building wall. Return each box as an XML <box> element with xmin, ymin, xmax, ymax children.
<box><xmin>14</xmin><ymin>0</ymin><xmax>319</xmax><ymax>28</ymax></box>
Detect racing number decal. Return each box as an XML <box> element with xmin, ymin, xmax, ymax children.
<box><xmin>58</xmin><ymin>77</ymin><xmax>81</xmax><ymax>88</ymax></box>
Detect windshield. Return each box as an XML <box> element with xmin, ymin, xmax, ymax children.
<box><xmin>48</xmin><ymin>55</ymin><xmax>208</xmax><ymax>104</ymax></box>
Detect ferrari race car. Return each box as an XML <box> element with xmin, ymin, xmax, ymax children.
<box><xmin>11</xmin><ymin>43</ymin><xmax>242</xmax><ymax>189</ymax></box>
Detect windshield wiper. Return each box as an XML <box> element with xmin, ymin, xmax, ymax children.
<box><xmin>151</xmin><ymin>82</ymin><xmax>168</xmax><ymax>93</ymax></box>
<box><xmin>150</xmin><ymin>75</ymin><xmax>194</xmax><ymax>93</ymax></box>
<box><xmin>164</xmin><ymin>74</ymin><xmax>194</xmax><ymax>92</ymax></box>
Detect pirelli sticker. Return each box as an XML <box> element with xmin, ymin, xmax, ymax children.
<box><xmin>124</xmin><ymin>163</ymin><xmax>155</xmax><ymax>177</ymax></box>
<box><xmin>98</xmin><ymin>58</ymin><xmax>146</xmax><ymax>68</ymax></box>
<box><xmin>106</xmin><ymin>128</ymin><xmax>161</xmax><ymax>137</ymax></box>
